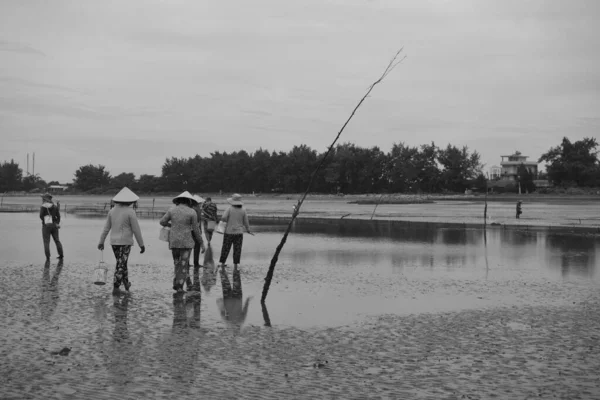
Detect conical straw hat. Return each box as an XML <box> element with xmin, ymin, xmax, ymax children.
<box><xmin>193</xmin><ymin>195</ymin><xmax>205</xmax><ymax>204</ymax></box>
<box><xmin>112</xmin><ymin>187</ymin><xmax>139</xmax><ymax>202</ymax></box>
<box><xmin>172</xmin><ymin>191</ymin><xmax>195</xmax><ymax>204</ymax></box>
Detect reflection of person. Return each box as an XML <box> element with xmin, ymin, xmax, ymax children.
<box><xmin>201</xmin><ymin>197</ymin><xmax>218</xmax><ymax>243</ymax></box>
<box><xmin>98</xmin><ymin>187</ymin><xmax>145</xmax><ymax>293</ymax></box>
<box><xmin>217</xmin><ymin>265</ymin><xmax>251</xmax><ymax>331</ymax></box>
<box><xmin>201</xmin><ymin>244</ymin><xmax>217</xmax><ymax>293</ymax></box>
<box><xmin>218</xmin><ymin>194</ymin><xmax>252</xmax><ymax>269</ymax></box>
<box><xmin>39</xmin><ymin>193</ymin><xmax>64</xmax><ymax>260</ymax></box>
<box><xmin>191</xmin><ymin>195</ymin><xmax>205</xmax><ymax>268</ymax></box>
<box><xmin>112</xmin><ymin>293</ymin><xmax>130</xmax><ymax>342</ymax></box>
<box><xmin>516</xmin><ymin>201</ymin><xmax>523</xmax><ymax>219</ymax></box>
<box><xmin>40</xmin><ymin>259</ymin><xmax>63</xmax><ymax>320</ymax></box>
<box><xmin>160</xmin><ymin>191</ymin><xmax>204</xmax><ymax>293</ymax></box>
<box><xmin>104</xmin><ymin>292</ymin><xmax>145</xmax><ymax>388</ymax></box>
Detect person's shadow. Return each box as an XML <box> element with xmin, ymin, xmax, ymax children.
<box><xmin>40</xmin><ymin>259</ymin><xmax>63</xmax><ymax>321</ymax></box>
<box><xmin>217</xmin><ymin>266</ymin><xmax>252</xmax><ymax>333</ymax></box>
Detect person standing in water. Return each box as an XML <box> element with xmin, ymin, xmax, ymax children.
<box><xmin>191</xmin><ymin>195</ymin><xmax>205</xmax><ymax>268</ymax></box>
<box><xmin>40</xmin><ymin>193</ymin><xmax>64</xmax><ymax>261</ymax></box>
<box><xmin>201</xmin><ymin>197</ymin><xmax>218</xmax><ymax>243</ymax></box>
<box><xmin>218</xmin><ymin>193</ymin><xmax>252</xmax><ymax>270</ymax></box>
<box><xmin>160</xmin><ymin>191</ymin><xmax>205</xmax><ymax>293</ymax></box>
<box><xmin>98</xmin><ymin>187</ymin><xmax>145</xmax><ymax>293</ymax></box>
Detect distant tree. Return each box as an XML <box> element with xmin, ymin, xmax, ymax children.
<box><xmin>73</xmin><ymin>164</ymin><xmax>111</xmax><ymax>191</ymax></box>
<box><xmin>47</xmin><ymin>180</ymin><xmax>61</xmax><ymax>186</ymax></box>
<box><xmin>137</xmin><ymin>174</ymin><xmax>163</xmax><ymax>193</ymax></box>
<box><xmin>437</xmin><ymin>145</ymin><xmax>482</xmax><ymax>192</ymax></box>
<box><xmin>517</xmin><ymin>163</ymin><xmax>536</xmax><ymax>193</ymax></box>
<box><xmin>386</xmin><ymin>142</ymin><xmax>420</xmax><ymax>193</ymax></box>
<box><xmin>22</xmin><ymin>174</ymin><xmax>47</xmax><ymax>192</ymax></box>
<box><xmin>471</xmin><ymin>173</ymin><xmax>488</xmax><ymax>192</ymax></box>
<box><xmin>538</xmin><ymin>137</ymin><xmax>599</xmax><ymax>186</ymax></box>
<box><xmin>111</xmin><ymin>172</ymin><xmax>136</xmax><ymax>190</ymax></box>
<box><xmin>0</xmin><ymin>159</ymin><xmax>23</xmax><ymax>192</ymax></box>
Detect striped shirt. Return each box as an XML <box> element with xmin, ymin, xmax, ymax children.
<box><xmin>202</xmin><ymin>202</ymin><xmax>218</xmax><ymax>222</ymax></box>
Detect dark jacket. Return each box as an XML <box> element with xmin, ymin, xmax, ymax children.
<box><xmin>40</xmin><ymin>202</ymin><xmax>61</xmax><ymax>226</ymax></box>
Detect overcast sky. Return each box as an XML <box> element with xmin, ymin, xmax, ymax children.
<box><xmin>1</xmin><ymin>0</ymin><xmax>599</xmax><ymax>183</ymax></box>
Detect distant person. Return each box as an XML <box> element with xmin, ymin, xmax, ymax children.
<box><xmin>201</xmin><ymin>197</ymin><xmax>218</xmax><ymax>243</ymax></box>
<box><xmin>191</xmin><ymin>195</ymin><xmax>205</xmax><ymax>268</ymax></box>
<box><xmin>218</xmin><ymin>194</ymin><xmax>252</xmax><ymax>269</ymax></box>
<box><xmin>160</xmin><ymin>191</ymin><xmax>204</xmax><ymax>293</ymax></box>
<box><xmin>516</xmin><ymin>201</ymin><xmax>523</xmax><ymax>219</ymax></box>
<box><xmin>98</xmin><ymin>187</ymin><xmax>145</xmax><ymax>293</ymax></box>
<box><xmin>40</xmin><ymin>193</ymin><xmax>64</xmax><ymax>261</ymax></box>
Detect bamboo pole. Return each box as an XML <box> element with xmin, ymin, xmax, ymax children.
<box><xmin>484</xmin><ymin>173</ymin><xmax>488</xmax><ymax>227</ymax></box>
<box><xmin>261</xmin><ymin>49</ymin><xmax>406</xmax><ymax>303</ymax></box>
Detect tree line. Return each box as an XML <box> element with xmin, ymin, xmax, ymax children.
<box><xmin>72</xmin><ymin>142</ymin><xmax>485</xmax><ymax>194</ymax></box>
<box><xmin>1</xmin><ymin>137</ymin><xmax>598</xmax><ymax>194</ymax></box>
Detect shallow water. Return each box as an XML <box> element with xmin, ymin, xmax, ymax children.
<box><xmin>2</xmin><ymin>213</ymin><xmax>600</xmax><ymax>399</ymax></box>
<box><xmin>0</xmin><ymin>213</ymin><xmax>598</xmax><ymax>329</ymax></box>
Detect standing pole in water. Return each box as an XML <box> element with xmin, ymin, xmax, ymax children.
<box><xmin>484</xmin><ymin>173</ymin><xmax>488</xmax><ymax>227</ymax></box>
<box><xmin>261</xmin><ymin>49</ymin><xmax>406</xmax><ymax>303</ymax></box>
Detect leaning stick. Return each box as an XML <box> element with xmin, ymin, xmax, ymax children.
<box><xmin>261</xmin><ymin>49</ymin><xmax>406</xmax><ymax>303</ymax></box>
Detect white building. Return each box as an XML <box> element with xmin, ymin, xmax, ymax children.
<box><xmin>500</xmin><ymin>151</ymin><xmax>538</xmax><ymax>181</ymax></box>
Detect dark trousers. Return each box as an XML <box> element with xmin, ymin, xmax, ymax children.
<box><xmin>203</xmin><ymin>221</ymin><xmax>214</xmax><ymax>242</ymax></box>
<box><xmin>42</xmin><ymin>224</ymin><xmax>64</xmax><ymax>259</ymax></box>
<box><xmin>193</xmin><ymin>237</ymin><xmax>202</xmax><ymax>266</ymax></box>
<box><xmin>219</xmin><ymin>234</ymin><xmax>243</xmax><ymax>265</ymax></box>
<box><xmin>112</xmin><ymin>245</ymin><xmax>132</xmax><ymax>289</ymax></box>
<box><xmin>172</xmin><ymin>248</ymin><xmax>192</xmax><ymax>291</ymax></box>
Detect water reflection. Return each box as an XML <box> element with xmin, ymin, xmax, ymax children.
<box><xmin>40</xmin><ymin>260</ymin><xmax>63</xmax><ymax>321</ymax></box>
<box><xmin>546</xmin><ymin>234</ymin><xmax>597</xmax><ymax>279</ymax></box>
<box><xmin>201</xmin><ymin>244</ymin><xmax>217</xmax><ymax>293</ymax></box>
<box><xmin>157</xmin><ymin>274</ymin><xmax>203</xmax><ymax>385</ymax></box>
<box><xmin>217</xmin><ymin>266</ymin><xmax>252</xmax><ymax>333</ymax></box>
<box><xmin>105</xmin><ymin>293</ymin><xmax>144</xmax><ymax>387</ymax></box>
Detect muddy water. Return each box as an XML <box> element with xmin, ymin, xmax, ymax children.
<box><xmin>1</xmin><ymin>213</ymin><xmax>598</xmax><ymax>330</ymax></box>
<box><xmin>1</xmin><ymin>213</ymin><xmax>600</xmax><ymax>399</ymax></box>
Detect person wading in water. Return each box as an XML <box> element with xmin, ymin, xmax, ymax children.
<box><xmin>40</xmin><ymin>193</ymin><xmax>64</xmax><ymax>261</ymax></box>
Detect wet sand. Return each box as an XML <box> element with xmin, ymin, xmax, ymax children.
<box><xmin>1</xmin><ymin>271</ymin><xmax>599</xmax><ymax>399</ymax></box>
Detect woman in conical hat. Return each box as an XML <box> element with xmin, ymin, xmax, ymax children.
<box><xmin>98</xmin><ymin>187</ymin><xmax>145</xmax><ymax>293</ymax></box>
<box><xmin>217</xmin><ymin>193</ymin><xmax>252</xmax><ymax>271</ymax></box>
<box><xmin>160</xmin><ymin>191</ymin><xmax>204</xmax><ymax>293</ymax></box>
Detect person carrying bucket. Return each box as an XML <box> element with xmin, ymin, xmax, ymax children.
<box><xmin>98</xmin><ymin>187</ymin><xmax>145</xmax><ymax>293</ymax></box>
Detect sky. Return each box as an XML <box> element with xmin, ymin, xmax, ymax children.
<box><xmin>1</xmin><ymin>0</ymin><xmax>599</xmax><ymax>183</ymax></box>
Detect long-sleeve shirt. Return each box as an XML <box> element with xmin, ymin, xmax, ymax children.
<box><xmin>160</xmin><ymin>204</ymin><xmax>203</xmax><ymax>249</ymax></box>
<box><xmin>99</xmin><ymin>204</ymin><xmax>144</xmax><ymax>246</ymax></box>
<box><xmin>221</xmin><ymin>206</ymin><xmax>250</xmax><ymax>234</ymax></box>
<box><xmin>40</xmin><ymin>202</ymin><xmax>61</xmax><ymax>225</ymax></box>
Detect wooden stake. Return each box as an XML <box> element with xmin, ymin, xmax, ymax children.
<box><xmin>261</xmin><ymin>49</ymin><xmax>406</xmax><ymax>304</ymax></box>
